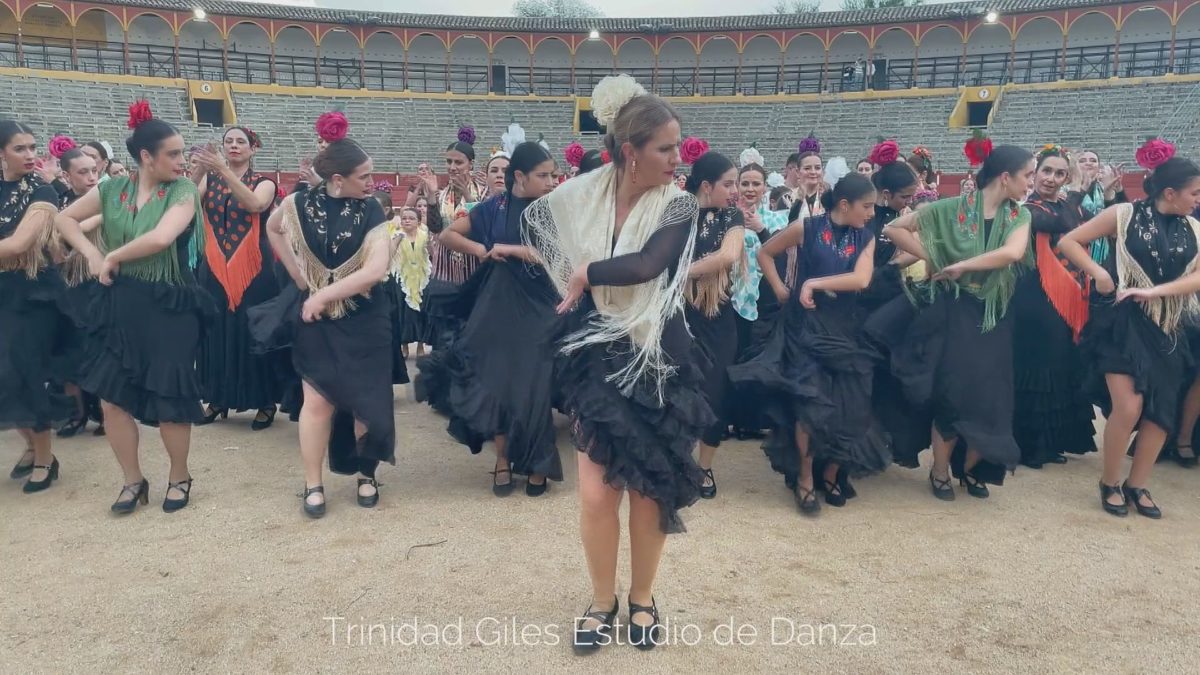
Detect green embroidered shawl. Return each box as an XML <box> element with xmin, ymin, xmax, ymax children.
<box><xmin>99</xmin><ymin>174</ymin><xmax>203</xmax><ymax>285</ymax></box>
<box><xmin>914</xmin><ymin>193</ymin><xmax>1033</xmax><ymax>332</ymax></box>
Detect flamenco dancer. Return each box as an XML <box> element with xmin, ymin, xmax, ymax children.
<box><xmin>873</xmin><ymin>145</ymin><xmax>1034</xmax><ymax>501</ymax></box>
<box><xmin>1011</xmin><ymin>144</ymin><xmax>1097</xmax><ymax>468</ymax></box>
<box><xmin>190</xmin><ymin>126</ymin><xmax>282</xmax><ymax>429</ymax></box>
<box><xmin>49</xmin><ymin>137</ymin><xmax>106</xmax><ymax>438</ymax></box>
<box><xmin>55</xmin><ymin>102</ymin><xmax>211</xmax><ymax>513</ymax></box>
<box><xmin>522</xmin><ymin>76</ymin><xmax>711</xmax><ymax>653</ymax></box>
<box><xmin>681</xmin><ymin>148</ymin><xmax>745</xmax><ymax>497</ymax></box>
<box><xmin>389</xmin><ymin>205</ymin><xmax>431</xmax><ymax>360</ymax></box>
<box><xmin>1059</xmin><ymin>144</ymin><xmax>1200</xmax><ymax>519</ymax></box>
<box><xmin>261</xmin><ymin>137</ymin><xmax>395</xmax><ymax>517</ymax></box>
<box><xmin>427</xmin><ymin>141</ymin><xmax>560</xmax><ymax>496</ymax></box>
<box><xmin>730</xmin><ymin>173</ymin><xmax>889</xmax><ymax>513</ymax></box>
<box><xmin>1073</xmin><ymin>150</ymin><xmax>1127</xmax><ymax>218</ymax></box>
<box><xmin>0</xmin><ymin>120</ymin><xmax>73</xmax><ymax>492</ymax></box>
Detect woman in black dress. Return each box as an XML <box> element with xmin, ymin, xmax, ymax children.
<box><xmin>429</xmin><ymin>141</ymin><xmax>560</xmax><ymax>496</ymax></box>
<box><xmin>873</xmin><ymin>145</ymin><xmax>1034</xmax><ymax>501</ymax></box>
<box><xmin>1012</xmin><ymin>145</ymin><xmax>1097</xmax><ymax>468</ymax></box>
<box><xmin>191</xmin><ymin>127</ymin><xmax>282</xmax><ymax>430</ymax></box>
<box><xmin>682</xmin><ymin>151</ymin><xmax>744</xmax><ymax>498</ymax></box>
<box><xmin>52</xmin><ymin>146</ymin><xmax>104</xmax><ymax>438</ymax></box>
<box><xmin>55</xmin><ymin>106</ymin><xmax>210</xmax><ymax>513</ymax></box>
<box><xmin>262</xmin><ymin>138</ymin><xmax>395</xmax><ymax>518</ymax></box>
<box><xmin>523</xmin><ymin>80</ymin><xmax>710</xmax><ymax>652</ymax></box>
<box><xmin>730</xmin><ymin>174</ymin><xmax>889</xmax><ymax>514</ymax></box>
<box><xmin>1059</xmin><ymin>154</ymin><xmax>1200</xmax><ymax>519</ymax></box>
<box><xmin>0</xmin><ymin>120</ymin><xmax>72</xmax><ymax>492</ymax></box>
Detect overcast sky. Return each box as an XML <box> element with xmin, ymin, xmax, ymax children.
<box><xmin>231</xmin><ymin>0</ymin><xmax>955</xmax><ymax>19</ymax></box>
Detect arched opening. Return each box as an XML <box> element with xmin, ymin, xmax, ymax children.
<box><xmin>11</xmin><ymin>4</ymin><xmax>74</xmax><ymax>70</ymax></box>
<box><xmin>72</xmin><ymin>8</ymin><xmax>124</xmax><ymax>74</ymax></box>
<box><xmin>274</xmin><ymin>25</ymin><xmax>318</xmax><ymax>86</ymax></box>
<box><xmin>741</xmin><ymin>35</ymin><xmax>781</xmax><ymax>96</ymax></box>
<box><xmin>657</xmin><ymin>37</ymin><xmax>696</xmax><ymax>95</ymax></box>
<box><xmin>964</xmin><ymin>23</ymin><xmax>1011</xmax><ymax>84</ymax></box>
<box><xmin>914</xmin><ymin>25</ymin><xmax>961</xmax><ymax>88</ymax></box>
<box><xmin>1066</xmin><ymin>12</ymin><xmax>1117</xmax><ymax>80</ymax></box>
<box><xmin>874</xmin><ymin>28</ymin><xmax>916</xmax><ymax>90</ymax></box>
<box><xmin>1012</xmin><ymin>17</ymin><xmax>1064</xmax><ymax>83</ymax></box>
<box><xmin>407</xmin><ymin>33</ymin><xmax>447</xmax><ymax>93</ymax></box>
<box><xmin>449</xmin><ymin>35</ymin><xmax>488</xmax><ymax>94</ymax></box>
<box><xmin>320</xmin><ymin>28</ymin><xmax>362</xmax><ymax>89</ymax></box>
<box><xmin>827</xmin><ymin>30</ymin><xmax>869</xmax><ymax>92</ymax></box>
<box><xmin>1119</xmin><ymin>8</ymin><xmax>1172</xmax><ymax>77</ymax></box>
<box><xmin>616</xmin><ymin>37</ymin><xmax>653</xmax><ymax>88</ymax></box>
<box><xmin>126</xmin><ymin>13</ymin><xmax>174</xmax><ymax>78</ymax></box>
<box><xmin>781</xmin><ymin>33</ymin><xmax>825</xmax><ymax>94</ymax></box>
<box><xmin>574</xmin><ymin>38</ymin><xmax>613</xmax><ymax>95</ymax></box>
<box><xmin>493</xmin><ymin>37</ymin><xmax>532</xmax><ymax>95</ymax></box>
<box><xmin>698</xmin><ymin>35</ymin><xmax>738</xmax><ymax>95</ymax></box>
<box><xmin>225</xmin><ymin>22</ymin><xmax>271</xmax><ymax>84</ymax></box>
<box><xmin>178</xmin><ymin>18</ymin><xmax>223</xmax><ymax>81</ymax></box>
<box><xmin>531</xmin><ymin>37</ymin><xmax>571</xmax><ymax>96</ymax></box>
<box><xmin>1175</xmin><ymin>4</ymin><xmax>1200</xmax><ymax>74</ymax></box>
<box><xmin>363</xmin><ymin>31</ymin><xmax>404</xmax><ymax>91</ymax></box>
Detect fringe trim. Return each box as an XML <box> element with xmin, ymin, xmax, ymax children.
<box><xmin>1114</xmin><ymin>204</ymin><xmax>1200</xmax><ymax>336</ymax></box>
<box><xmin>1037</xmin><ymin>232</ymin><xmax>1090</xmax><ymax>342</ymax></box>
<box><xmin>0</xmin><ymin>203</ymin><xmax>56</xmax><ymax>278</ymax></box>
<box><xmin>204</xmin><ymin>209</ymin><xmax>263</xmax><ymax>311</ymax></box>
<box><xmin>282</xmin><ymin>196</ymin><xmax>385</xmax><ymax>320</ymax></box>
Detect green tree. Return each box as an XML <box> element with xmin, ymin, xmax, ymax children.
<box><xmin>841</xmin><ymin>0</ymin><xmax>923</xmax><ymax>9</ymax></box>
<box><xmin>512</xmin><ymin>0</ymin><xmax>604</xmax><ymax>17</ymax></box>
<box><xmin>773</xmin><ymin>0</ymin><xmax>821</xmax><ymax>13</ymax></box>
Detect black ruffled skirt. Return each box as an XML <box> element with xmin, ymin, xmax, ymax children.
<box><xmin>864</xmin><ymin>291</ymin><xmax>1018</xmax><ymax>484</ymax></box>
<box><xmin>1011</xmin><ymin>274</ymin><xmax>1096</xmax><ymax>465</ymax></box>
<box><xmin>416</xmin><ymin>261</ymin><xmax>564</xmax><ymax>480</ymax></box>
<box><xmin>421</xmin><ymin>278</ymin><xmax>465</xmax><ymax>350</ymax></box>
<box><xmin>560</xmin><ymin>298</ymin><xmax>712</xmax><ymax>534</ymax></box>
<box><xmin>78</xmin><ymin>276</ymin><xmax>215</xmax><ymax>425</ymax></box>
<box><xmin>383</xmin><ymin>278</ymin><xmax>411</xmax><ymax>385</ymax></box>
<box><xmin>729</xmin><ymin>296</ymin><xmax>890</xmax><ymax>484</ymax></box>
<box><xmin>197</xmin><ymin>263</ymin><xmax>286</xmax><ymax>411</ymax></box>
<box><xmin>686</xmin><ymin>303</ymin><xmax>737</xmax><ymax>447</ymax></box>
<box><xmin>1079</xmin><ymin>297</ymin><xmax>1191</xmax><ymax>437</ymax></box>
<box><xmin>250</xmin><ymin>284</ymin><xmax>396</xmax><ymax>475</ymax></box>
<box><xmin>0</xmin><ymin>270</ymin><xmax>74</xmax><ymax>431</ymax></box>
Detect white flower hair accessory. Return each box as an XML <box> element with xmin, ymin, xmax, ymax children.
<box><xmin>738</xmin><ymin>144</ymin><xmax>765</xmax><ymax>168</ymax></box>
<box><xmin>501</xmin><ymin>122</ymin><xmax>526</xmax><ymax>156</ymax></box>
<box><xmin>766</xmin><ymin>172</ymin><xmax>786</xmax><ymax>188</ymax></box>
<box><xmin>824</xmin><ymin>157</ymin><xmax>851</xmax><ymax>188</ymax></box>
<box><xmin>591</xmin><ymin>75</ymin><xmax>647</xmax><ymax>128</ymax></box>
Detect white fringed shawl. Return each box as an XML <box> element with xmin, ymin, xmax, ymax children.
<box><xmin>522</xmin><ymin>163</ymin><xmax>699</xmax><ymax>398</ymax></box>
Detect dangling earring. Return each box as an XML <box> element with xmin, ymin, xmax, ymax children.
<box><xmin>632</xmin><ymin>159</ymin><xmax>639</xmax><ymax>184</ymax></box>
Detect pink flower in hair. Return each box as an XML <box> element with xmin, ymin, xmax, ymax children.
<box><xmin>48</xmin><ymin>135</ymin><xmax>76</xmax><ymax>159</ymax></box>
<box><xmin>680</xmin><ymin>137</ymin><xmax>710</xmax><ymax>165</ymax></box>
<box><xmin>315</xmin><ymin>112</ymin><xmax>349</xmax><ymax>143</ymax></box>
<box><xmin>564</xmin><ymin>142</ymin><xmax>585</xmax><ymax>168</ymax></box>
<box><xmin>1136</xmin><ymin>137</ymin><xmax>1176</xmax><ymax>171</ymax></box>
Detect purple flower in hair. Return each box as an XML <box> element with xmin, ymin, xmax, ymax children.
<box><xmin>457</xmin><ymin>126</ymin><xmax>476</xmax><ymax>145</ymax></box>
<box><xmin>798</xmin><ymin>133</ymin><xmax>821</xmax><ymax>156</ymax></box>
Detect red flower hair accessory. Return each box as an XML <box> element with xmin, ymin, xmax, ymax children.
<box><xmin>48</xmin><ymin>135</ymin><xmax>76</xmax><ymax>159</ymax></box>
<box><xmin>962</xmin><ymin>131</ymin><xmax>992</xmax><ymax>168</ymax></box>
<box><xmin>315</xmin><ymin>112</ymin><xmax>349</xmax><ymax>143</ymax></box>
<box><xmin>868</xmin><ymin>139</ymin><xmax>900</xmax><ymax>166</ymax></box>
<box><xmin>1136</xmin><ymin>137</ymin><xmax>1176</xmax><ymax>171</ymax></box>
<box><xmin>564</xmin><ymin>142</ymin><xmax>585</xmax><ymax>168</ymax></box>
<box><xmin>680</xmin><ymin>136</ymin><xmax>710</xmax><ymax>164</ymax></box>
<box><xmin>127</xmin><ymin>100</ymin><xmax>153</xmax><ymax>129</ymax></box>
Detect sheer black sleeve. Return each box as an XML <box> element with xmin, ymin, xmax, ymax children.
<box><xmin>587</xmin><ymin>200</ymin><xmax>696</xmax><ymax>287</ymax></box>
<box><xmin>1027</xmin><ymin>201</ymin><xmax>1069</xmax><ymax>235</ymax></box>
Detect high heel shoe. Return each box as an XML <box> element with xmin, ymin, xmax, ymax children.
<box><xmin>1099</xmin><ymin>481</ymin><xmax>1128</xmax><ymax>517</ymax></box>
<box><xmin>627</xmin><ymin>596</ymin><xmax>663</xmax><ymax>651</ymax></box>
<box><xmin>837</xmin><ymin>467</ymin><xmax>857</xmax><ymax>500</ymax></box>
<box><xmin>1174</xmin><ymin>444</ymin><xmax>1198</xmax><ymax>468</ymax></box>
<box><xmin>960</xmin><ymin>472</ymin><xmax>989</xmax><ymax>499</ymax></box>
<box><xmin>9</xmin><ymin>448</ymin><xmax>34</xmax><ymax>479</ymax></box>
<box><xmin>492</xmin><ymin>465</ymin><xmax>514</xmax><ymax>497</ymax></box>
<box><xmin>303</xmin><ymin>485</ymin><xmax>326</xmax><ymax>518</ymax></box>
<box><xmin>357</xmin><ymin>477</ymin><xmax>380</xmax><ymax>508</ymax></box>
<box><xmin>820</xmin><ymin>476</ymin><xmax>847</xmax><ymax>507</ymax></box>
<box><xmin>251</xmin><ymin>406</ymin><xmax>277</xmax><ymax>431</ymax></box>
<box><xmin>1121</xmin><ymin>481</ymin><xmax>1162</xmax><ymax>519</ymax></box>
<box><xmin>573</xmin><ymin>596</ymin><xmax>619</xmax><ymax>654</ymax></box>
<box><xmin>699</xmin><ymin>468</ymin><xmax>716</xmax><ymax>499</ymax></box>
<box><xmin>793</xmin><ymin>482</ymin><xmax>821</xmax><ymax>515</ymax></box>
<box><xmin>198</xmin><ymin>405</ymin><xmax>228</xmax><ymax>425</ymax></box>
<box><xmin>22</xmin><ymin>457</ymin><xmax>59</xmax><ymax>493</ymax></box>
<box><xmin>162</xmin><ymin>477</ymin><xmax>193</xmax><ymax>513</ymax></box>
<box><xmin>111</xmin><ymin>478</ymin><xmax>149</xmax><ymax>514</ymax></box>
<box><xmin>929</xmin><ymin>470</ymin><xmax>955</xmax><ymax>501</ymax></box>
<box><xmin>56</xmin><ymin>415</ymin><xmax>88</xmax><ymax>438</ymax></box>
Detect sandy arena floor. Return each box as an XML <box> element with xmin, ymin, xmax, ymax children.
<box><xmin>2</xmin><ymin>379</ymin><xmax>1199</xmax><ymax>672</ymax></box>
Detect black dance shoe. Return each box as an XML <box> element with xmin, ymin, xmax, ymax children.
<box><xmin>525</xmin><ymin>475</ymin><xmax>548</xmax><ymax>497</ymax></box>
<box><xmin>1048</xmin><ymin>454</ymin><xmax>1068</xmax><ymax>465</ymax></box>
<box><xmin>492</xmin><ymin>465</ymin><xmax>514</xmax><ymax>497</ymax></box>
<box><xmin>960</xmin><ymin>472</ymin><xmax>990</xmax><ymax>499</ymax></box>
<box><xmin>9</xmin><ymin>449</ymin><xmax>34</xmax><ymax>479</ymax></box>
<box><xmin>303</xmin><ymin>485</ymin><xmax>326</xmax><ymax>519</ymax></box>
<box><xmin>56</xmin><ymin>415</ymin><xmax>88</xmax><ymax>438</ymax></box>
<box><xmin>111</xmin><ymin>478</ymin><xmax>149</xmax><ymax>514</ymax></box>
<box><xmin>837</xmin><ymin>468</ymin><xmax>857</xmax><ymax>500</ymax></box>
<box><xmin>929</xmin><ymin>471</ymin><xmax>955</xmax><ymax>501</ymax></box>
<box><xmin>93</xmin><ymin>424</ymin><xmax>106</xmax><ymax>437</ymax></box>
<box><xmin>357</xmin><ymin>477</ymin><xmax>380</xmax><ymax>508</ymax></box>
<box><xmin>197</xmin><ymin>405</ymin><xmax>228</xmax><ymax>425</ymax></box>
<box><xmin>1175</xmin><ymin>445</ymin><xmax>1198</xmax><ymax>468</ymax></box>
<box><xmin>162</xmin><ymin>477</ymin><xmax>193</xmax><ymax>513</ymax></box>
<box><xmin>1121</xmin><ymin>481</ymin><xmax>1162</xmax><ymax>519</ymax></box>
<box><xmin>793</xmin><ymin>483</ymin><xmax>821</xmax><ymax>515</ymax></box>
<box><xmin>22</xmin><ymin>457</ymin><xmax>59</xmax><ymax>493</ymax></box>
<box><xmin>251</xmin><ymin>406</ymin><xmax>277</xmax><ymax>431</ymax></box>
<box><xmin>820</xmin><ymin>476</ymin><xmax>847</xmax><ymax>507</ymax></box>
<box><xmin>699</xmin><ymin>468</ymin><xmax>717</xmax><ymax>500</ymax></box>
<box><xmin>627</xmin><ymin>597</ymin><xmax>663</xmax><ymax>651</ymax></box>
<box><xmin>1099</xmin><ymin>481</ymin><xmax>1128</xmax><ymax>517</ymax></box>
<box><xmin>573</xmin><ymin>596</ymin><xmax>619</xmax><ymax>655</ymax></box>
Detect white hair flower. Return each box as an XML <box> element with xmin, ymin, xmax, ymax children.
<box><xmin>766</xmin><ymin>172</ymin><xmax>786</xmax><ymax>188</ymax></box>
<box><xmin>591</xmin><ymin>75</ymin><xmax>647</xmax><ymax>128</ymax></box>
<box><xmin>501</xmin><ymin>122</ymin><xmax>526</xmax><ymax>156</ymax></box>
<box><xmin>824</xmin><ymin>157</ymin><xmax>851</xmax><ymax>187</ymax></box>
<box><xmin>739</xmin><ymin>146</ymin><xmax>765</xmax><ymax>168</ymax></box>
